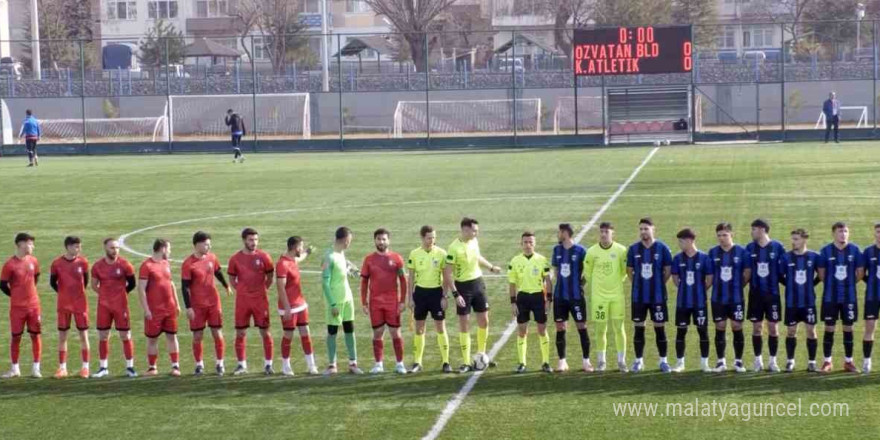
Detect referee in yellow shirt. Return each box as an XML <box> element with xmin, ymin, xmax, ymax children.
<box><xmin>443</xmin><ymin>217</ymin><xmax>502</xmax><ymax>373</ymax></box>
<box><xmin>584</xmin><ymin>222</ymin><xmax>629</xmax><ymax>372</ymax></box>
<box><xmin>406</xmin><ymin>225</ymin><xmax>452</xmax><ymax>374</ymax></box>
<box><xmin>508</xmin><ymin>231</ymin><xmax>553</xmax><ymax>373</ymax></box>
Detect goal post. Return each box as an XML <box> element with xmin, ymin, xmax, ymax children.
<box><xmin>815</xmin><ymin>106</ymin><xmax>868</xmax><ymax>129</ymax></box>
<box><xmin>168</xmin><ymin>93</ymin><xmax>311</xmax><ymax>141</ymax></box>
<box><xmin>393</xmin><ymin>98</ymin><xmax>541</xmax><ymax>138</ymax></box>
<box><xmin>0</xmin><ymin>99</ymin><xmax>12</xmax><ymax>145</ymax></box>
<box><xmin>553</xmin><ymin>96</ymin><xmax>602</xmax><ymax>134</ymax></box>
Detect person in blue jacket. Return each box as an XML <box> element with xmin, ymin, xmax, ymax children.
<box><xmin>822</xmin><ymin>92</ymin><xmax>840</xmax><ymax>144</ymax></box>
<box><xmin>18</xmin><ymin>110</ymin><xmax>41</xmax><ymax>167</ymax></box>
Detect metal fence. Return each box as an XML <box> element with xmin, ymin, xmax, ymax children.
<box><xmin>3</xmin><ymin>21</ymin><xmax>880</xmax><ymax>152</ymax></box>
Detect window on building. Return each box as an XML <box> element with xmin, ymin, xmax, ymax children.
<box><xmin>195</xmin><ymin>0</ymin><xmax>227</xmax><ymax>18</ymax></box>
<box><xmin>346</xmin><ymin>0</ymin><xmax>371</xmax><ymax>13</ymax></box>
<box><xmin>302</xmin><ymin>0</ymin><xmax>321</xmax><ymax>13</ymax></box>
<box><xmin>744</xmin><ymin>26</ymin><xmax>774</xmax><ymax>48</ymax></box>
<box><xmin>107</xmin><ymin>1</ymin><xmax>138</xmax><ymax>20</ymax></box>
<box><xmin>252</xmin><ymin>36</ymin><xmax>268</xmax><ymax>60</ymax></box>
<box><xmin>716</xmin><ymin>26</ymin><xmax>736</xmax><ymax>49</ymax></box>
<box><xmin>148</xmin><ymin>1</ymin><xmax>179</xmax><ymax>19</ymax></box>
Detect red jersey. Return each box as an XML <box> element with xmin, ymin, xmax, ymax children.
<box><xmin>91</xmin><ymin>256</ymin><xmax>135</xmax><ymax>310</ymax></box>
<box><xmin>276</xmin><ymin>254</ymin><xmax>306</xmax><ymax>310</ymax></box>
<box><xmin>139</xmin><ymin>258</ymin><xmax>176</xmax><ymax>316</ymax></box>
<box><xmin>228</xmin><ymin>250</ymin><xmax>274</xmax><ymax>298</ymax></box>
<box><xmin>50</xmin><ymin>255</ymin><xmax>89</xmax><ymax>313</ymax></box>
<box><xmin>181</xmin><ymin>253</ymin><xmax>222</xmax><ymax>309</ymax></box>
<box><xmin>360</xmin><ymin>251</ymin><xmax>406</xmax><ymax>305</ymax></box>
<box><xmin>0</xmin><ymin>255</ymin><xmax>41</xmax><ymax>309</ymax></box>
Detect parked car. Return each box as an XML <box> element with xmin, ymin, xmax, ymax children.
<box><xmin>497</xmin><ymin>57</ymin><xmax>524</xmax><ymax>73</ymax></box>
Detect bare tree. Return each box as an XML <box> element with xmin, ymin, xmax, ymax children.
<box><xmin>233</xmin><ymin>0</ymin><xmax>307</xmax><ymax>74</ymax></box>
<box><xmin>537</xmin><ymin>0</ymin><xmax>592</xmax><ymax>59</ymax></box>
<box><xmin>592</xmin><ymin>0</ymin><xmax>672</xmax><ymax>27</ymax></box>
<box><xmin>747</xmin><ymin>0</ymin><xmax>815</xmax><ymax>45</ymax></box>
<box><xmin>363</xmin><ymin>0</ymin><xmax>459</xmax><ymax>72</ymax></box>
<box><xmin>671</xmin><ymin>0</ymin><xmax>717</xmax><ymax>47</ymax></box>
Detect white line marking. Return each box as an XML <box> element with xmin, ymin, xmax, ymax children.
<box><xmin>421</xmin><ymin>146</ymin><xmax>661</xmax><ymax>440</ymax></box>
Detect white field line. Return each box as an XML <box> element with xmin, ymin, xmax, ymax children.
<box><xmin>420</xmin><ymin>146</ymin><xmax>661</xmax><ymax>440</ymax></box>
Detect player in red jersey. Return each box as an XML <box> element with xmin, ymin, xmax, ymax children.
<box><xmin>90</xmin><ymin>238</ymin><xmax>137</xmax><ymax>378</ymax></box>
<box><xmin>137</xmin><ymin>239</ymin><xmax>181</xmax><ymax>377</ymax></box>
<box><xmin>228</xmin><ymin>228</ymin><xmax>275</xmax><ymax>375</ymax></box>
<box><xmin>361</xmin><ymin>228</ymin><xmax>408</xmax><ymax>375</ymax></box>
<box><xmin>49</xmin><ymin>236</ymin><xmax>90</xmax><ymax>379</ymax></box>
<box><xmin>181</xmin><ymin>231</ymin><xmax>231</xmax><ymax>376</ymax></box>
<box><xmin>276</xmin><ymin>236</ymin><xmax>317</xmax><ymax>376</ymax></box>
<box><xmin>1</xmin><ymin>233</ymin><xmax>42</xmax><ymax>379</ymax></box>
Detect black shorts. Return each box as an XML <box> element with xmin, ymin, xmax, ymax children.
<box><xmin>413</xmin><ymin>286</ymin><xmax>445</xmax><ymax>321</ymax></box>
<box><xmin>516</xmin><ymin>293</ymin><xmax>547</xmax><ymax>324</ymax></box>
<box><xmin>821</xmin><ymin>302</ymin><xmax>857</xmax><ymax>326</ymax></box>
<box><xmin>455</xmin><ymin>278</ymin><xmax>489</xmax><ymax>316</ymax></box>
<box><xmin>554</xmin><ymin>297</ymin><xmax>587</xmax><ymax>323</ymax></box>
<box><xmin>231</xmin><ymin>134</ymin><xmax>243</xmax><ymax>146</ymax></box>
<box><xmin>747</xmin><ymin>291</ymin><xmax>781</xmax><ymax>323</ymax></box>
<box><xmin>675</xmin><ymin>307</ymin><xmax>708</xmax><ymax>327</ymax></box>
<box><xmin>785</xmin><ymin>306</ymin><xmax>817</xmax><ymax>326</ymax></box>
<box><xmin>712</xmin><ymin>302</ymin><xmax>745</xmax><ymax>323</ymax></box>
<box><xmin>864</xmin><ymin>301</ymin><xmax>880</xmax><ymax>320</ymax></box>
<box><xmin>631</xmin><ymin>302</ymin><xmax>668</xmax><ymax>323</ymax></box>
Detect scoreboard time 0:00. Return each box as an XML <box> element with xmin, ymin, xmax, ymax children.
<box><xmin>573</xmin><ymin>26</ymin><xmax>693</xmax><ymax>76</ymax></box>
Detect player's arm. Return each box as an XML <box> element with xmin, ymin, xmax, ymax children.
<box><xmin>49</xmin><ymin>275</ymin><xmax>59</xmax><ymax>293</ymax></box>
<box><xmin>543</xmin><ymin>272</ymin><xmax>553</xmax><ymax>303</ymax></box>
<box><xmin>704</xmin><ymin>274</ymin><xmax>714</xmax><ymax>290</ymax></box>
<box><xmin>397</xmin><ymin>267</ymin><xmax>407</xmax><ymax>312</ymax></box>
<box><xmin>662</xmin><ymin>248</ymin><xmax>673</xmax><ymax>283</ymax></box>
<box><xmin>0</xmin><ymin>281</ymin><xmax>9</xmax><ymax>297</ymax></box>
<box><xmin>508</xmin><ymin>281</ymin><xmax>518</xmax><ymax>318</ymax></box>
<box><xmin>89</xmin><ymin>270</ymin><xmax>100</xmax><ymax>295</ymax></box>
<box><xmin>172</xmin><ymin>281</ymin><xmax>181</xmax><ymax>313</ymax></box>
<box><xmin>584</xmin><ymin>251</ymin><xmax>594</xmax><ymax>287</ymax></box>
<box><xmin>276</xmin><ymin>275</ymin><xmax>292</xmax><ymax>320</ymax></box>
<box><xmin>137</xmin><ymin>276</ymin><xmax>152</xmax><ymax>320</ymax></box>
<box><xmin>213</xmin><ymin>269</ymin><xmax>231</xmax><ymax>295</ymax></box>
<box><xmin>263</xmin><ymin>260</ymin><xmax>274</xmax><ymax>290</ymax></box>
<box><xmin>406</xmin><ymin>268</ymin><xmax>416</xmax><ymax>309</ymax></box>
<box><xmin>360</xmin><ymin>274</ymin><xmax>371</xmax><ymax>316</ymax></box>
<box><xmin>856</xmin><ymin>253</ymin><xmax>866</xmax><ymax>281</ymax></box>
<box><xmin>817</xmin><ymin>266</ymin><xmax>826</xmax><ymax>283</ymax></box>
<box><xmin>478</xmin><ymin>255</ymin><xmax>501</xmax><ymax>273</ymax></box>
<box><xmin>321</xmin><ymin>256</ymin><xmax>338</xmax><ymax>317</ymax></box>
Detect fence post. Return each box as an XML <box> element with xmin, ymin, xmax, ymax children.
<box><xmin>251</xmin><ymin>36</ymin><xmax>258</xmax><ymax>153</ymax></box>
<box><xmin>781</xmin><ymin>22</ymin><xmax>786</xmax><ymax>140</ymax></box>
<box><xmin>874</xmin><ymin>20</ymin><xmax>877</xmax><ymax>131</ymax></box>
<box><xmin>512</xmin><ymin>30</ymin><xmax>518</xmax><ymax>144</ymax></box>
<box><xmin>165</xmin><ymin>38</ymin><xmax>172</xmax><ymax>153</ymax></box>
<box><xmin>425</xmin><ymin>32</ymin><xmax>431</xmax><ymax>146</ymax></box>
<box><xmin>337</xmin><ymin>34</ymin><xmax>344</xmax><ymax>151</ymax></box>
<box><xmin>80</xmin><ymin>40</ymin><xmax>88</xmax><ymax>153</ymax></box>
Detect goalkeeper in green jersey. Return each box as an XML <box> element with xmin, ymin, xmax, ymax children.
<box><xmin>321</xmin><ymin>227</ymin><xmax>363</xmax><ymax>375</ymax></box>
<box><xmin>584</xmin><ymin>222</ymin><xmax>629</xmax><ymax>372</ymax></box>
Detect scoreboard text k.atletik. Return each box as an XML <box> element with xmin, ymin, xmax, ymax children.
<box><xmin>573</xmin><ymin>26</ymin><xmax>693</xmax><ymax>76</ymax></box>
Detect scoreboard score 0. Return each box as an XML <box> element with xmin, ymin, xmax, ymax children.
<box><xmin>573</xmin><ymin>26</ymin><xmax>693</xmax><ymax>76</ymax></box>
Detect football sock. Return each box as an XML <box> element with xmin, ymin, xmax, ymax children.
<box><xmin>715</xmin><ymin>329</ymin><xmax>726</xmax><ymax>360</ymax></box>
<box><xmin>460</xmin><ymin>332</ymin><xmax>471</xmax><ymax>364</ymax></box>
<box><xmin>611</xmin><ymin>319</ymin><xmax>626</xmax><ymax>355</ymax></box>
<box><xmin>596</xmin><ymin>319</ymin><xmax>608</xmax><ymax>353</ymax></box>
<box><xmin>823</xmin><ymin>331</ymin><xmax>834</xmax><ymax>359</ymax></box>
<box><xmin>806</xmin><ymin>337</ymin><xmax>818</xmax><ymax>361</ymax></box>
<box><xmin>517</xmin><ymin>335</ymin><xmax>527</xmax><ymax>365</ymax></box>
<box><xmin>697</xmin><ymin>326</ymin><xmax>709</xmax><ymax>359</ymax></box>
<box><xmin>768</xmin><ymin>335</ymin><xmax>779</xmax><ymax>357</ymax></box>
<box><xmin>732</xmin><ymin>329</ymin><xmax>745</xmax><ymax>360</ymax></box>
<box><xmin>577</xmin><ymin>328</ymin><xmax>590</xmax><ymax>359</ymax></box>
<box><xmin>413</xmin><ymin>333</ymin><xmax>426</xmax><ymax>364</ymax></box>
<box><xmin>392</xmin><ymin>337</ymin><xmax>404</xmax><ymax>363</ymax></box>
<box><xmin>437</xmin><ymin>332</ymin><xmax>450</xmax><ymax>364</ymax></box>
<box><xmin>556</xmin><ymin>330</ymin><xmax>566</xmax><ymax>359</ymax></box>
<box><xmin>675</xmin><ymin>327</ymin><xmax>688</xmax><ymax>359</ymax></box>
<box><xmin>343</xmin><ymin>331</ymin><xmax>357</xmax><ymax>362</ymax></box>
<box><xmin>864</xmin><ymin>340</ymin><xmax>874</xmax><ymax>358</ymax></box>
<box><xmin>654</xmin><ymin>326</ymin><xmax>667</xmax><ymax>358</ymax></box>
<box><xmin>539</xmin><ymin>332</ymin><xmax>550</xmax><ymax>364</ymax></box>
<box><xmin>843</xmin><ymin>331</ymin><xmax>854</xmax><ymax>359</ymax></box>
<box><xmin>477</xmin><ymin>327</ymin><xmax>488</xmax><ymax>354</ymax></box>
<box><xmin>786</xmin><ymin>336</ymin><xmax>797</xmax><ymax>359</ymax></box>
<box><xmin>372</xmin><ymin>339</ymin><xmax>384</xmax><ymax>363</ymax></box>
<box><xmin>752</xmin><ymin>334</ymin><xmax>763</xmax><ymax>356</ymax></box>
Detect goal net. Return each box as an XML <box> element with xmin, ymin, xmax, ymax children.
<box><xmin>168</xmin><ymin>93</ymin><xmax>310</xmax><ymax>141</ymax></box>
<box><xmin>553</xmin><ymin>96</ymin><xmax>602</xmax><ymax>134</ymax></box>
<box><xmin>393</xmin><ymin>99</ymin><xmax>541</xmax><ymax>137</ymax></box>
<box><xmin>40</xmin><ymin>117</ymin><xmax>168</xmax><ymax>143</ymax></box>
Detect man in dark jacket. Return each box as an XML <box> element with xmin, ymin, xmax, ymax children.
<box><xmin>822</xmin><ymin>92</ymin><xmax>840</xmax><ymax>144</ymax></box>
<box><xmin>18</xmin><ymin>109</ymin><xmax>41</xmax><ymax>167</ymax></box>
<box><xmin>225</xmin><ymin>109</ymin><xmax>246</xmax><ymax>163</ymax></box>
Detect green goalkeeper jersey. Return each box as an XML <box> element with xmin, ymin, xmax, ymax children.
<box><xmin>322</xmin><ymin>248</ymin><xmax>353</xmax><ymax>306</ymax></box>
<box><xmin>584</xmin><ymin>242</ymin><xmax>628</xmax><ymax>299</ymax></box>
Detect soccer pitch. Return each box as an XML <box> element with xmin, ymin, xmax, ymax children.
<box><xmin>0</xmin><ymin>143</ymin><xmax>879</xmax><ymax>439</ymax></box>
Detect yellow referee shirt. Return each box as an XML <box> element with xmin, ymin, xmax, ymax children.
<box><xmin>508</xmin><ymin>252</ymin><xmax>550</xmax><ymax>294</ymax></box>
<box><xmin>446</xmin><ymin>238</ymin><xmax>483</xmax><ymax>282</ymax></box>
<box><xmin>407</xmin><ymin>246</ymin><xmax>447</xmax><ymax>289</ymax></box>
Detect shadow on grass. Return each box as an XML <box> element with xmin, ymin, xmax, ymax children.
<box><xmin>1</xmin><ymin>368</ymin><xmax>878</xmax><ymax>401</ymax></box>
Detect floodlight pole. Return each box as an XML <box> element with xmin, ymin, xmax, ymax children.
<box><xmin>30</xmin><ymin>0</ymin><xmax>41</xmax><ymax>80</ymax></box>
<box><xmin>321</xmin><ymin>0</ymin><xmax>330</xmax><ymax>92</ymax></box>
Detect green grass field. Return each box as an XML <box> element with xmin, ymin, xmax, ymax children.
<box><xmin>0</xmin><ymin>143</ymin><xmax>879</xmax><ymax>439</ymax></box>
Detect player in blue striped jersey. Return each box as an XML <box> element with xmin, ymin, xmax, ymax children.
<box><xmin>670</xmin><ymin>228</ymin><xmax>714</xmax><ymax>373</ymax></box>
<box><xmin>817</xmin><ymin>222</ymin><xmax>865</xmax><ymax>374</ymax></box>
<box><xmin>625</xmin><ymin>218</ymin><xmax>673</xmax><ymax>373</ymax></box>
<box><xmin>860</xmin><ymin>223</ymin><xmax>880</xmax><ymax>374</ymax></box>
<box><xmin>708</xmin><ymin>223</ymin><xmax>751</xmax><ymax>373</ymax></box>
<box><xmin>551</xmin><ymin>223</ymin><xmax>592</xmax><ymax>373</ymax></box>
<box><xmin>745</xmin><ymin>219</ymin><xmax>786</xmax><ymax>372</ymax></box>
<box><xmin>778</xmin><ymin>229</ymin><xmax>821</xmax><ymax>373</ymax></box>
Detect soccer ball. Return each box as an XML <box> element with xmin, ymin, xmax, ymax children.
<box><xmin>653</xmin><ymin>140</ymin><xmax>661</xmax><ymax>146</ymax></box>
<box><xmin>663</xmin><ymin>139</ymin><xmax>671</xmax><ymax>146</ymax></box>
<box><xmin>473</xmin><ymin>353</ymin><xmax>489</xmax><ymax>371</ymax></box>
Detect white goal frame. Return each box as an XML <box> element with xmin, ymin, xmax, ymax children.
<box><xmin>167</xmin><ymin>93</ymin><xmax>311</xmax><ymax>141</ymax></box>
<box><xmin>392</xmin><ymin>98</ymin><xmax>542</xmax><ymax>138</ymax></box>
<box><xmin>815</xmin><ymin>106</ymin><xmax>868</xmax><ymax>129</ymax></box>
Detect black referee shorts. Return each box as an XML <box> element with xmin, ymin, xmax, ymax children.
<box><xmin>413</xmin><ymin>286</ymin><xmax>445</xmax><ymax>321</ymax></box>
<box><xmin>516</xmin><ymin>292</ymin><xmax>547</xmax><ymax>324</ymax></box>
<box><xmin>455</xmin><ymin>278</ymin><xmax>489</xmax><ymax>316</ymax></box>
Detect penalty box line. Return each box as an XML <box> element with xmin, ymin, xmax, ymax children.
<box><xmin>421</xmin><ymin>146</ymin><xmax>660</xmax><ymax>440</ymax></box>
